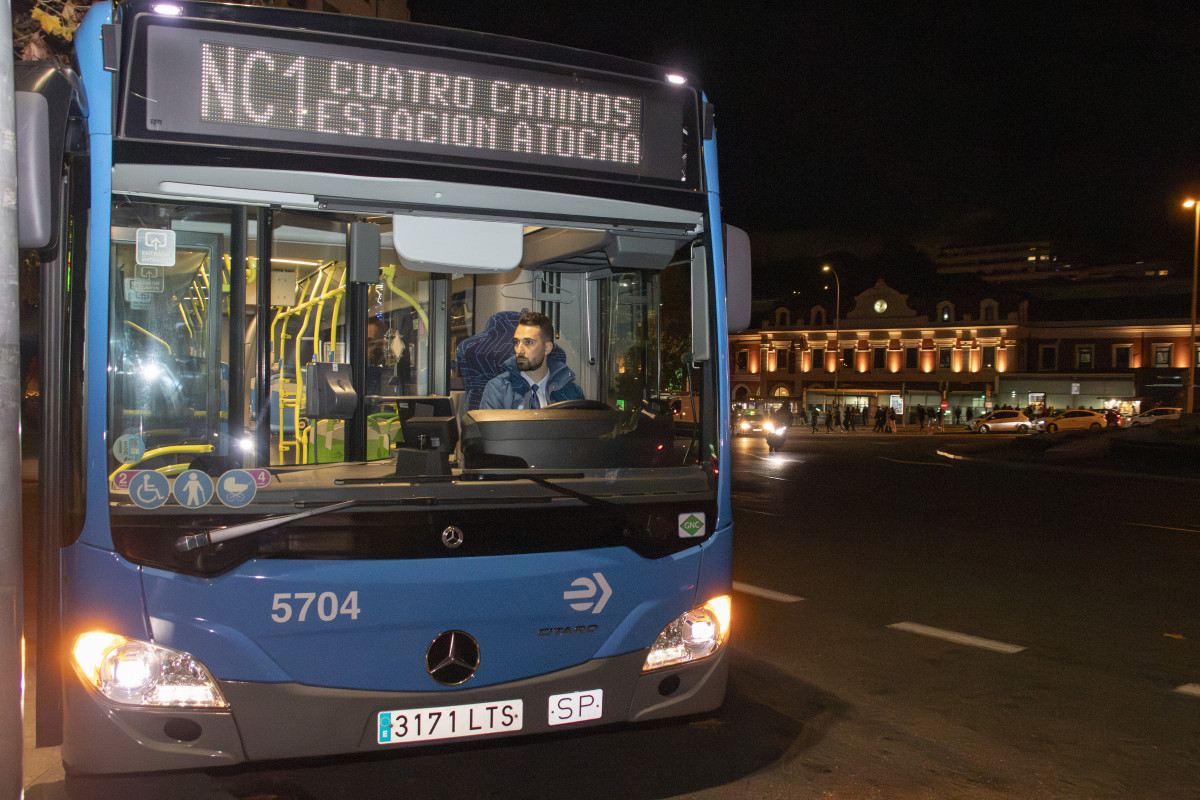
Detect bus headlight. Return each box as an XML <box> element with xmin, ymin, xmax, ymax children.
<box><xmin>72</xmin><ymin>632</ymin><xmax>228</xmax><ymax>708</ymax></box>
<box><xmin>642</xmin><ymin>595</ymin><xmax>731</xmax><ymax>671</ymax></box>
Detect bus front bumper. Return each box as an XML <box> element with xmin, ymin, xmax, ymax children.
<box><xmin>62</xmin><ymin>647</ymin><xmax>727</xmax><ymax>774</ymax></box>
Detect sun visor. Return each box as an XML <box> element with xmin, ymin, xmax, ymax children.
<box><xmin>392</xmin><ymin>215</ymin><xmax>524</xmax><ymax>274</ymax></box>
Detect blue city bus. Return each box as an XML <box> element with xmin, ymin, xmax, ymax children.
<box><xmin>19</xmin><ymin>0</ymin><xmax>750</xmax><ymax>774</ymax></box>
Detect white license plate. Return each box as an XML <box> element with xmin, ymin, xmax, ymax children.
<box><xmin>377</xmin><ymin>699</ymin><xmax>523</xmax><ymax>744</ymax></box>
<box><xmin>548</xmin><ymin>689</ymin><xmax>603</xmax><ymax>726</ymax></box>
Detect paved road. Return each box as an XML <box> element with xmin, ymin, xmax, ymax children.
<box><xmin>721</xmin><ymin>431</ymin><xmax>1200</xmax><ymax>798</ymax></box>
<box><xmin>24</xmin><ymin>430</ymin><xmax>1200</xmax><ymax>798</ymax></box>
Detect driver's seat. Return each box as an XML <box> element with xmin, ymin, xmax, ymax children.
<box><xmin>455</xmin><ymin>310</ymin><xmax>566</xmax><ymax>411</ymax></box>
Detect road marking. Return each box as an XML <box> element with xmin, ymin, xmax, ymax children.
<box><xmin>1175</xmin><ymin>684</ymin><xmax>1200</xmax><ymax>697</ymax></box>
<box><xmin>936</xmin><ymin>450</ymin><xmax>965</xmax><ymax>460</ymax></box>
<box><xmin>738</xmin><ymin>508</ymin><xmax>784</xmax><ymax>518</ymax></box>
<box><xmin>733</xmin><ymin>582</ymin><xmax>804</xmax><ymax>603</ymax></box>
<box><xmin>879</xmin><ymin>456</ymin><xmax>952</xmax><ymax>467</ymax></box>
<box><xmin>888</xmin><ymin>621</ymin><xmax>1026</xmax><ymax>654</ymax></box>
<box><xmin>1129</xmin><ymin>522</ymin><xmax>1200</xmax><ymax>534</ymax></box>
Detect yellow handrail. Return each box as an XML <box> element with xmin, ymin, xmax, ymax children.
<box><xmin>379</xmin><ymin>264</ymin><xmax>430</xmax><ymax>328</ymax></box>
<box><xmin>123</xmin><ymin>321</ymin><xmax>171</xmax><ymax>355</ymax></box>
<box><xmin>108</xmin><ymin>443</ymin><xmax>215</xmax><ymax>484</ymax></box>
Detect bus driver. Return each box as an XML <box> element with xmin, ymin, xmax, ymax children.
<box><xmin>479</xmin><ymin>311</ymin><xmax>584</xmax><ymax>410</ymax></box>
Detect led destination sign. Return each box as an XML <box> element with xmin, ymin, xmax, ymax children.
<box><xmin>133</xmin><ymin>22</ymin><xmax>694</xmax><ymax>184</ymax></box>
<box><xmin>200</xmin><ymin>43</ymin><xmax>643</xmax><ymax>167</ymax></box>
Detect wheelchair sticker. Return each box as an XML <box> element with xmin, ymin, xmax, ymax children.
<box><xmin>173</xmin><ymin>470</ymin><xmax>214</xmax><ymax>509</ymax></box>
<box><xmin>215</xmin><ymin>469</ymin><xmax>257</xmax><ymax>508</ymax></box>
<box><xmin>129</xmin><ymin>471</ymin><xmax>170</xmax><ymax>509</ymax></box>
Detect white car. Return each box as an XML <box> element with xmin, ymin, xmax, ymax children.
<box><xmin>1033</xmin><ymin>408</ymin><xmax>1107</xmax><ymax>433</ymax></box>
<box><xmin>1128</xmin><ymin>407</ymin><xmax>1182</xmax><ymax>426</ymax></box>
<box><xmin>967</xmin><ymin>409</ymin><xmax>1032</xmax><ymax>433</ymax></box>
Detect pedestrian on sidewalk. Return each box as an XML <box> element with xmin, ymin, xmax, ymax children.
<box><xmin>845</xmin><ymin>406</ymin><xmax>856</xmax><ymax>432</ymax></box>
<box><xmin>810</xmin><ymin>407</ymin><xmax>819</xmax><ymax>433</ymax></box>
<box><xmin>825</xmin><ymin>406</ymin><xmax>834</xmax><ymax>432</ymax></box>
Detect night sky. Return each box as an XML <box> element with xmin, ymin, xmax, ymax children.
<box><xmin>407</xmin><ymin>2</ymin><xmax>1200</xmax><ymax>297</ymax></box>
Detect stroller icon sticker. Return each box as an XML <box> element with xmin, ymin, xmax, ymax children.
<box><xmin>215</xmin><ymin>469</ymin><xmax>257</xmax><ymax>508</ymax></box>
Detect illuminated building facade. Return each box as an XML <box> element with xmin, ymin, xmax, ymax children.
<box><xmin>730</xmin><ymin>278</ymin><xmax>1197</xmax><ymax>418</ymax></box>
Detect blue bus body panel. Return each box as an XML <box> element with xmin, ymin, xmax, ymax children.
<box><xmin>63</xmin><ymin>542</ymin><xmax>151</xmax><ymax>642</ymax></box>
<box><xmin>702</xmin><ymin>105</ymin><xmax>735</xmax><ymax>535</ymax></box>
<box><xmin>140</xmin><ymin>537</ymin><xmax>721</xmax><ymax>690</ymax></box>
<box><xmin>78</xmin><ymin>2</ymin><xmax>118</xmax><ymax>551</ymax></box>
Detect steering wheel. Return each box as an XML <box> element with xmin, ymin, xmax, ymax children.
<box><xmin>543</xmin><ymin>399</ymin><xmax>612</xmax><ymax>411</ymax></box>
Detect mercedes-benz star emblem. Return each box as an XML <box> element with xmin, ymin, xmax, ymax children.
<box><xmin>426</xmin><ymin>630</ymin><xmax>480</xmax><ymax>686</ymax></box>
<box><xmin>441</xmin><ymin>526</ymin><xmax>464</xmax><ymax>549</ymax></box>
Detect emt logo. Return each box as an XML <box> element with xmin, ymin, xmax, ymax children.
<box><xmin>564</xmin><ymin>573</ymin><xmax>611</xmax><ymax>614</ymax></box>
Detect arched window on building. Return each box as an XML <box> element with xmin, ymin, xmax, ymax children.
<box><xmin>812</xmin><ymin>306</ymin><xmax>827</xmax><ymax>327</ymax></box>
<box><xmin>980</xmin><ymin>299</ymin><xmax>999</xmax><ymax>322</ymax></box>
<box><xmin>937</xmin><ymin>302</ymin><xmax>955</xmax><ymax>323</ymax></box>
<box><xmin>774</xmin><ymin>307</ymin><xmax>791</xmax><ymax>327</ymax></box>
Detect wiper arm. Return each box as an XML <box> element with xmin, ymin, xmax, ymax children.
<box><xmin>521</xmin><ymin>475</ymin><xmax>624</xmax><ymax>513</ymax></box>
<box><xmin>175</xmin><ymin>500</ymin><xmax>356</xmax><ymax>552</ymax></box>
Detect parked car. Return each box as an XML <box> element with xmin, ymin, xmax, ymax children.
<box><xmin>967</xmin><ymin>409</ymin><xmax>1031</xmax><ymax>433</ymax></box>
<box><xmin>1128</xmin><ymin>406</ymin><xmax>1182</xmax><ymax>426</ymax></box>
<box><xmin>1033</xmin><ymin>408</ymin><xmax>1107</xmax><ymax>433</ymax></box>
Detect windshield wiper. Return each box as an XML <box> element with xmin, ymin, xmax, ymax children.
<box><xmin>520</xmin><ymin>475</ymin><xmax>623</xmax><ymax>513</ymax></box>
<box><xmin>175</xmin><ymin>500</ymin><xmax>356</xmax><ymax>552</ymax></box>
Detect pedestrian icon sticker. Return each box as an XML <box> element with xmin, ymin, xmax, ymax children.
<box><xmin>173</xmin><ymin>469</ymin><xmax>214</xmax><ymax>509</ymax></box>
<box><xmin>130</xmin><ymin>471</ymin><xmax>170</xmax><ymax>509</ymax></box>
<box><xmin>215</xmin><ymin>469</ymin><xmax>257</xmax><ymax>508</ymax></box>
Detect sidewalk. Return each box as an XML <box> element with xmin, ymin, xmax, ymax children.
<box><xmin>23</xmin><ymin>676</ymin><xmax>67</xmax><ymax>799</ymax></box>
<box><xmin>785</xmin><ymin>423</ymin><xmax>967</xmax><ymax>434</ymax></box>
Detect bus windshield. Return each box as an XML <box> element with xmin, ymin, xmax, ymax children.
<box><xmin>107</xmin><ymin>197</ymin><xmax>716</xmax><ymax>573</ymax></box>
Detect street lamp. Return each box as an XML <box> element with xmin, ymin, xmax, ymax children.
<box><xmin>822</xmin><ymin>264</ymin><xmax>840</xmax><ymax>401</ymax></box>
<box><xmin>1184</xmin><ymin>200</ymin><xmax>1199</xmax><ymax>415</ymax></box>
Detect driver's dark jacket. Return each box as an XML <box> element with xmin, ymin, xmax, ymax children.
<box><xmin>479</xmin><ymin>355</ymin><xmax>584</xmax><ymax>410</ymax></box>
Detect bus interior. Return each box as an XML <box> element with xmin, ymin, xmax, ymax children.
<box><xmin>107</xmin><ymin>199</ymin><xmax>720</xmax><ymax>500</ymax></box>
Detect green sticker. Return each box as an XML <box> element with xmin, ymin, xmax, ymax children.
<box><xmin>678</xmin><ymin>512</ymin><xmax>706</xmax><ymax>538</ymax></box>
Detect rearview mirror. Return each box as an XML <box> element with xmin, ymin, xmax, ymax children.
<box><xmin>392</xmin><ymin>214</ymin><xmax>523</xmax><ymax>273</ymax></box>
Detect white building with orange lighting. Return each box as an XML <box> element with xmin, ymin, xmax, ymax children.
<box><xmin>730</xmin><ymin>277</ymin><xmax>1196</xmax><ymax>420</ymax></box>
